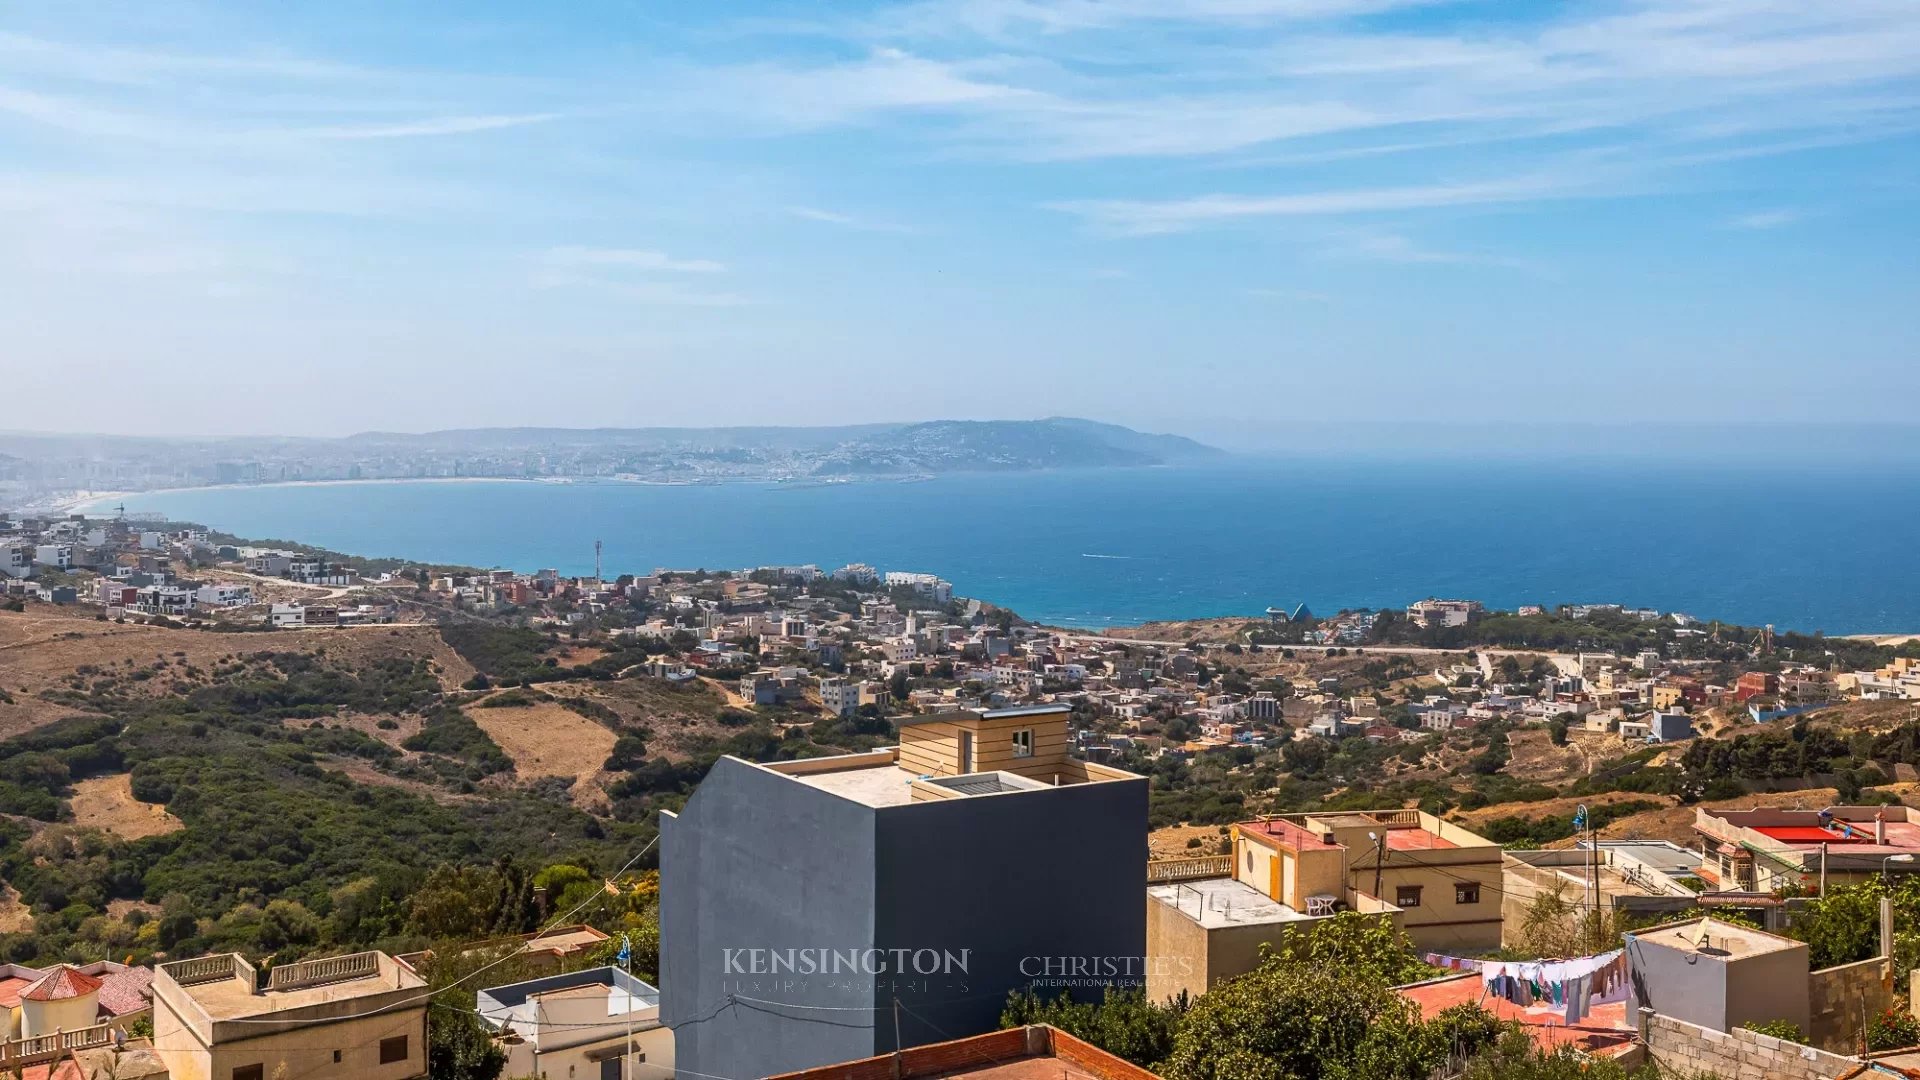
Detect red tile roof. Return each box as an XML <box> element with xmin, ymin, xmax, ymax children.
<box><xmin>94</xmin><ymin>965</ymin><xmax>154</xmax><ymax>1016</ymax></box>
<box><xmin>1240</xmin><ymin>819</ymin><xmax>1340</xmax><ymax>851</ymax></box>
<box><xmin>0</xmin><ymin>975</ymin><xmax>37</xmax><ymax>1009</ymax></box>
<box><xmin>21</xmin><ymin>965</ymin><xmax>103</xmax><ymax>1002</ymax></box>
<box><xmin>1383</xmin><ymin>828</ymin><xmax>1456</xmax><ymax>851</ymax></box>
<box><xmin>1398</xmin><ymin>974</ymin><xmax>1632</xmax><ymax>1057</ymax></box>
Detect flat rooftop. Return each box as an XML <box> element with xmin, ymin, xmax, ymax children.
<box><xmin>1383</xmin><ymin>827</ymin><xmax>1456</xmax><ymax>851</ymax></box>
<box><xmin>166</xmin><ymin>954</ymin><xmax>423</xmax><ymax>1021</ymax></box>
<box><xmin>1148</xmin><ymin>877</ymin><xmax>1311</xmax><ymax>929</ymax></box>
<box><xmin>0</xmin><ymin>974</ymin><xmax>35</xmax><ymax>1009</ymax></box>
<box><xmin>1587</xmin><ymin>841</ymin><xmax>1704</xmax><ymax>875</ymax></box>
<box><xmin>1633</xmin><ymin>918</ymin><xmax>1804</xmax><ymax>959</ymax></box>
<box><xmin>1399</xmin><ymin>974</ymin><xmax>1633</xmax><ymax>1058</ymax></box>
<box><xmin>792</xmin><ymin>763</ymin><xmax>923</xmax><ymax>807</ymax></box>
<box><xmin>1240</xmin><ymin>818</ymin><xmax>1339</xmax><ymax>851</ymax></box>
<box><xmin>527</xmin><ymin>927</ymin><xmax>608</xmax><ymax>953</ymax></box>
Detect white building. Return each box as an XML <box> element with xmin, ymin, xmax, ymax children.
<box><xmin>832</xmin><ymin>563</ymin><xmax>879</xmax><ymax>585</ymax></box>
<box><xmin>32</xmin><ymin>545</ymin><xmax>72</xmax><ymax>570</ymax></box>
<box><xmin>883</xmin><ymin>571</ymin><xmax>953</xmax><ymax>604</ymax></box>
<box><xmin>476</xmin><ymin>967</ymin><xmax>670</xmax><ymax>1080</ymax></box>
<box><xmin>134</xmin><ymin>585</ymin><xmax>193</xmax><ymax>616</ymax></box>
<box><xmin>1407</xmin><ymin>598</ymin><xmax>1482</xmax><ymax>628</ymax></box>
<box><xmin>820</xmin><ymin>678</ymin><xmax>862</xmax><ymax>718</ymax></box>
<box><xmin>270</xmin><ymin>603</ymin><xmax>308</xmax><ymax>628</ymax></box>
<box><xmin>196</xmin><ymin>583</ymin><xmax>255</xmax><ymax>609</ymax></box>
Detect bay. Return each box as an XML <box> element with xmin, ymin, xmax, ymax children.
<box><xmin>95</xmin><ymin>459</ymin><xmax>1920</xmax><ymax>633</ymax></box>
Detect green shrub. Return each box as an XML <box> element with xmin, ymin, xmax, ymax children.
<box><xmin>1741</xmin><ymin>1019</ymin><xmax>1805</xmax><ymax>1043</ymax></box>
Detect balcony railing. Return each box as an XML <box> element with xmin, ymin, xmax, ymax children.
<box><xmin>268</xmin><ymin>951</ymin><xmax>381</xmax><ymax>992</ymax></box>
<box><xmin>1148</xmin><ymin>855</ymin><xmax>1232</xmax><ymax>884</ymax></box>
<box><xmin>0</xmin><ymin>1022</ymin><xmax>114</xmax><ymax>1068</ymax></box>
<box><xmin>163</xmin><ymin>953</ymin><xmax>248</xmax><ymax>987</ymax></box>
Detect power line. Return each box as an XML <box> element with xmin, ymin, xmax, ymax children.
<box><xmin>215</xmin><ymin>826</ymin><xmax>661</xmax><ymax>1026</ymax></box>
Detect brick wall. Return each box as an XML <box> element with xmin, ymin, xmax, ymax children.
<box><xmin>1639</xmin><ymin>1009</ymin><xmax>1858</xmax><ymax>1080</ymax></box>
<box><xmin>1809</xmin><ymin>957</ymin><xmax>1894</xmax><ymax>1053</ymax></box>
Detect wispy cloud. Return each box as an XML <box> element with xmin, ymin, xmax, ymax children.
<box><xmin>789</xmin><ymin>206</ymin><xmax>918</xmax><ymax>233</ymax></box>
<box><xmin>678</xmin><ymin>0</ymin><xmax>1920</xmax><ymax>171</ymax></box>
<box><xmin>1052</xmin><ymin>176</ymin><xmax>1578</xmax><ymax>234</ymax></box>
<box><xmin>1323</xmin><ymin>230</ymin><xmax>1540</xmax><ymax>273</ymax></box>
<box><xmin>303</xmin><ymin>113</ymin><xmax>561</xmax><ymax>140</ymax></box>
<box><xmin>540</xmin><ymin>247</ymin><xmax>727</xmax><ymax>274</ymax></box>
<box><xmin>1727</xmin><ymin>208</ymin><xmax>1804</xmax><ymax>230</ymax></box>
<box><xmin>530</xmin><ymin>246</ymin><xmax>745</xmax><ymax>306</ymax></box>
<box><xmin>1244</xmin><ymin>286</ymin><xmax>1335</xmax><ymax>303</ymax></box>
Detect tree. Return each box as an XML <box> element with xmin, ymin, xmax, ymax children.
<box><xmin>1161</xmin><ymin>960</ymin><xmax>1442</xmax><ymax>1080</ymax></box>
<box><xmin>1001</xmin><ymin>987</ymin><xmax>1186</xmax><ymax>1068</ymax></box>
<box><xmin>1456</xmin><ymin>1029</ymin><xmax>1633</xmax><ymax>1080</ymax></box>
<box><xmin>1265</xmin><ymin>911</ymin><xmax>1434</xmax><ymax>986</ymax></box>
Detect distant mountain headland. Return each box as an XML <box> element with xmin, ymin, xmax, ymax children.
<box><xmin>0</xmin><ymin>418</ymin><xmax>1224</xmax><ymax>502</ymax></box>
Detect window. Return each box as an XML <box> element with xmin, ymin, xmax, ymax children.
<box><xmin>233</xmin><ymin>1067</ymin><xmax>264</xmax><ymax>1080</ymax></box>
<box><xmin>1455</xmin><ymin>882</ymin><xmax>1480</xmax><ymax>904</ymax></box>
<box><xmin>1395</xmin><ymin>885</ymin><xmax>1423</xmax><ymax>908</ymax></box>
<box><xmin>379</xmin><ymin>1036</ymin><xmax>409</xmax><ymax>1065</ymax></box>
<box><xmin>1012</xmin><ymin>728</ymin><xmax>1033</xmax><ymax>758</ymax></box>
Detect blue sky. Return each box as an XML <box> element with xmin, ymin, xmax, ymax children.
<box><xmin>2</xmin><ymin>1</ymin><xmax>1916</xmax><ymax>444</ymax></box>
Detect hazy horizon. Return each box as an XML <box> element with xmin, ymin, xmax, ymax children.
<box><xmin>2</xmin><ymin>3</ymin><xmax>1916</xmax><ymax>435</ymax></box>
<box><xmin>10</xmin><ymin>417</ymin><xmax>1920</xmax><ymax>461</ymax></box>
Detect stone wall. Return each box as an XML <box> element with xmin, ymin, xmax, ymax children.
<box><xmin>1638</xmin><ymin>1009</ymin><xmax>1857</xmax><ymax>1080</ymax></box>
<box><xmin>1809</xmin><ymin>956</ymin><xmax>1894</xmax><ymax>1053</ymax></box>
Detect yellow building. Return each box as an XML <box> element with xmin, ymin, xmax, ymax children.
<box><xmin>153</xmin><ymin>951</ymin><xmax>428</xmax><ymax>1080</ymax></box>
<box><xmin>1274</xmin><ymin>810</ymin><xmax>1505</xmax><ymax>953</ymax></box>
<box><xmin>1145</xmin><ymin>818</ymin><xmax>1405</xmax><ymax>1002</ymax></box>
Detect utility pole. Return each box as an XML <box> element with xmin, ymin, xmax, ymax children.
<box><xmin>595</xmin><ymin>539</ymin><xmax>603</xmax><ymax>582</ymax></box>
<box><xmin>1821</xmin><ymin>843</ymin><xmax>1829</xmax><ymax>896</ymax></box>
<box><xmin>1369</xmin><ymin>832</ymin><xmax>1386</xmax><ymax>901</ymax></box>
<box><xmin>1588</xmin><ymin>814</ymin><xmax>1598</xmax><ymax>951</ymax></box>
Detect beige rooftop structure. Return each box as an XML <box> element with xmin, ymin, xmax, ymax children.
<box><xmin>767</xmin><ymin>704</ymin><xmax>1139</xmax><ymax>807</ymax></box>
<box><xmin>1626</xmin><ymin>917</ymin><xmax>1815</xmax><ymax>1039</ymax></box>
<box><xmin>1145</xmin><ymin>817</ymin><xmax>1406</xmax><ymax>1002</ymax></box>
<box><xmin>153</xmin><ymin>951</ymin><xmax>428</xmax><ymax>1080</ymax></box>
<box><xmin>1635</xmin><ymin>916</ymin><xmax>1804</xmax><ymax>959</ymax></box>
<box><xmin>1694</xmin><ymin>805</ymin><xmax>1920</xmax><ymax>892</ymax></box>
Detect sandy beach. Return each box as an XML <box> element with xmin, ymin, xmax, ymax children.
<box><xmin>57</xmin><ymin>476</ymin><xmax>548</xmax><ymax>515</ymax></box>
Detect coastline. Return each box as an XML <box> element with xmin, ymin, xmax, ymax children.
<box><xmin>61</xmin><ymin>476</ymin><xmax>550</xmax><ymax>515</ymax></box>
<box><xmin>52</xmin><ymin>471</ymin><xmax>943</xmax><ymax>516</ymax></box>
<box><xmin>30</xmin><ymin>469</ymin><xmax>1920</xmax><ymax>640</ymax></box>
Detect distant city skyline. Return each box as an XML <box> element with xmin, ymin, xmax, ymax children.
<box><xmin>2</xmin><ymin>1</ymin><xmax>1917</xmax><ymax>439</ymax></box>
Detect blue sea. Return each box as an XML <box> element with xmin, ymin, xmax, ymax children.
<box><xmin>96</xmin><ymin>460</ymin><xmax>1920</xmax><ymax>633</ymax></box>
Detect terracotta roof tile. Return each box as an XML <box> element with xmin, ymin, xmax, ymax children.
<box><xmin>95</xmin><ymin>966</ymin><xmax>155</xmax><ymax>1016</ymax></box>
<box><xmin>21</xmin><ymin>965</ymin><xmax>104</xmax><ymax>1002</ymax></box>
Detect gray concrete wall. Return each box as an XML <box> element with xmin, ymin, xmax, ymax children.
<box><xmin>660</xmin><ymin>758</ymin><xmax>881</xmax><ymax>1080</ymax></box>
<box><xmin>1638</xmin><ymin>1010</ymin><xmax>1856</xmax><ymax>1080</ymax></box>
<box><xmin>1809</xmin><ymin>957</ymin><xmax>1894</xmax><ymax>1053</ymax></box>
<box><xmin>1724</xmin><ymin>947</ymin><xmax>1814</xmax><ymax>1035</ymax></box>
<box><xmin>873</xmin><ymin>776</ymin><xmax>1148</xmax><ymax>1050</ymax></box>
<box><xmin>1629</xmin><ymin>941</ymin><xmax>1810</xmax><ymax>1035</ymax></box>
<box><xmin>1629</xmin><ymin>943</ymin><xmax>1729</xmax><ymax>1032</ymax></box>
